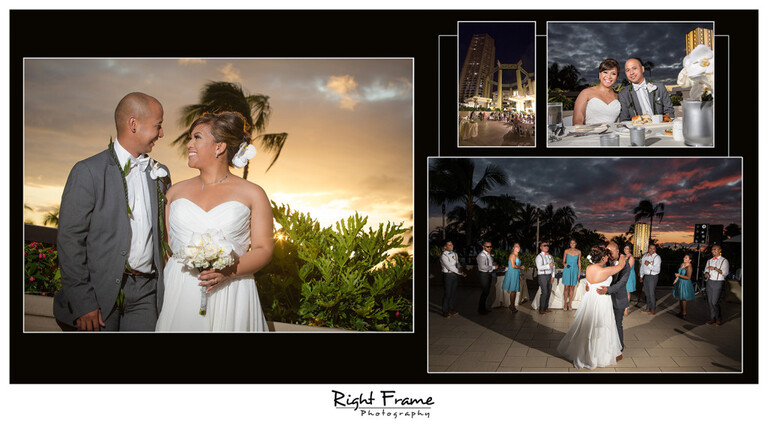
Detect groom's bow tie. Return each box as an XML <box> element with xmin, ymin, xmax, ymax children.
<box><xmin>633</xmin><ymin>81</ymin><xmax>648</xmax><ymax>91</ymax></box>
<box><xmin>130</xmin><ymin>155</ymin><xmax>151</xmax><ymax>172</ymax></box>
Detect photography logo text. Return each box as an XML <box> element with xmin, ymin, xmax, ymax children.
<box><xmin>333</xmin><ymin>390</ymin><xmax>433</xmax><ymax>419</ymax></box>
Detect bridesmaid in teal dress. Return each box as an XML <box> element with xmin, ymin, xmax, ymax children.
<box><xmin>672</xmin><ymin>254</ymin><xmax>695</xmax><ymax>318</ymax></box>
<box><xmin>561</xmin><ymin>239</ymin><xmax>581</xmax><ymax>310</ymax></box>
<box><xmin>502</xmin><ymin>243</ymin><xmax>524</xmax><ymax>313</ymax></box>
<box><xmin>623</xmin><ymin>245</ymin><xmax>637</xmax><ymax>316</ymax></box>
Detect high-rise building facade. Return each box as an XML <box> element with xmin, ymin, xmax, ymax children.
<box><xmin>459</xmin><ymin>34</ymin><xmax>496</xmax><ymax>103</ymax></box>
<box><xmin>686</xmin><ymin>27</ymin><xmax>713</xmax><ymax>55</ymax></box>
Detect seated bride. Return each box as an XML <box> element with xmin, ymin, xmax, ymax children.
<box><xmin>571</xmin><ymin>58</ymin><xmax>621</xmax><ymax>125</ymax></box>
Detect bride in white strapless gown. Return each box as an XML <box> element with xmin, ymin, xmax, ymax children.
<box><xmin>156</xmin><ymin>111</ymin><xmax>274</xmax><ymax>332</ymax></box>
<box><xmin>584</xmin><ymin>97</ymin><xmax>620</xmax><ymax>124</ymax></box>
<box><xmin>155</xmin><ymin>199</ymin><xmax>267</xmax><ymax>331</ymax></box>
<box><xmin>557</xmin><ymin>247</ymin><xmax>626</xmax><ymax>369</ymax></box>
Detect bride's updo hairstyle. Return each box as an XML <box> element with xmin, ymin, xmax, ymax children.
<box><xmin>589</xmin><ymin>245</ymin><xmax>610</xmax><ymax>263</ymax></box>
<box><xmin>599</xmin><ymin>58</ymin><xmax>620</xmax><ymax>73</ymax></box>
<box><xmin>189</xmin><ymin>111</ymin><xmax>252</xmax><ymax>167</ymax></box>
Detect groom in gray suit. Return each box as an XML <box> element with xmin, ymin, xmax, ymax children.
<box><xmin>597</xmin><ymin>241</ymin><xmax>631</xmax><ymax>360</ymax></box>
<box><xmin>54</xmin><ymin>92</ymin><xmax>171</xmax><ymax>331</ymax></box>
<box><xmin>618</xmin><ymin>58</ymin><xmax>675</xmax><ymax>122</ymax></box>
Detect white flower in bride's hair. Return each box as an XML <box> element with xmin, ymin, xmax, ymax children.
<box><xmin>231</xmin><ymin>142</ymin><xmax>257</xmax><ymax>169</ymax></box>
<box><xmin>149</xmin><ymin>159</ymin><xmax>168</xmax><ymax>180</ymax></box>
<box><xmin>586</xmin><ymin>254</ymin><xmax>594</xmax><ymax>264</ymax></box>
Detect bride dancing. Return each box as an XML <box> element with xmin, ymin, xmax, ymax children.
<box><xmin>156</xmin><ymin>111</ymin><xmax>273</xmax><ymax>331</ymax></box>
<box><xmin>557</xmin><ymin>245</ymin><xmax>626</xmax><ymax>369</ymax></box>
<box><xmin>572</xmin><ymin>59</ymin><xmax>621</xmax><ymax>125</ymax></box>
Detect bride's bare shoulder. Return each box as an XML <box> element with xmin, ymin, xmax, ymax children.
<box><xmin>166</xmin><ymin>177</ymin><xmax>201</xmax><ymax>202</ymax></box>
<box><xmin>230</xmin><ymin>176</ymin><xmax>270</xmax><ymax>206</ymax></box>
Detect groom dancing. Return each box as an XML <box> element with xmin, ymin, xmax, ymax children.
<box><xmin>618</xmin><ymin>58</ymin><xmax>676</xmax><ymax>121</ymax></box>
<box><xmin>53</xmin><ymin>92</ymin><xmax>171</xmax><ymax>331</ymax></box>
<box><xmin>597</xmin><ymin>241</ymin><xmax>631</xmax><ymax>360</ymax></box>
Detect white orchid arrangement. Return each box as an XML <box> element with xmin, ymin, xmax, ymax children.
<box><xmin>231</xmin><ymin>142</ymin><xmax>257</xmax><ymax>169</ymax></box>
<box><xmin>148</xmin><ymin>158</ymin><xmax>168</xmax><ymax>180</ymax></box>
<box><xmin>176</xmin><ymin>230</ymin><xmax>236</xmax><ymax>315</ymax></box>
<box><xmin>677</xmin><ymin>44</ymin><xmax>714</xmax><ymax>101</ymax></box>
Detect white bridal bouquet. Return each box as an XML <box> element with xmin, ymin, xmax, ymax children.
<box><xmin>176</xmin><ymin>230</ymin><xmax>235</xmax><ymax>315</ymax></box>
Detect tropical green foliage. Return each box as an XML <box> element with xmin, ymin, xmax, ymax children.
<box><xmin>255</xmin><ymin>202</ymin><xmax>413</xmax><ymax>331</ymax></box>
<box><xmin>548</xmin><ymin>89</ymin><xmax>575</xmax><ymax>111</ymax></box>
<box><xmin>25</xmin><ymin>242</ymin><xmax>61</xmax><ymax>295</ymax></box>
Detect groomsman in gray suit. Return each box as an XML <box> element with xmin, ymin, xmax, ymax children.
<box><xmin>704</xmin><ymin>245</ymin><xmax>730</xmax><ymax>326</ymax></box>
<box><xmin>54</xmin><ymin>92</ymin><xmax>171</xmax><ymax>331</ymax></box>
<box><xmin>639</xmin><ymin>243</ymin><xmax>661</xmax><ymax>315</ymax></box>
<box><xmin>535</xmin><ymin>242</ymin><xmax>555</xmax><ymax>314</ymax></box>
<box><xmin>618</xmin><ymin>58</ymin><xmax>676</xmax><ymax>122</ymax></box>
<box><xmin>476</xmin><ymin>241</ymin><xmax>498</xmax><ymax>315</ymax></box>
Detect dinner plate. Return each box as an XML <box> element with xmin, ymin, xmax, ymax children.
<box><xmin>569</xmin><ymin>124</ymin><xmax>608</xmax><ymax>133</ymax></box>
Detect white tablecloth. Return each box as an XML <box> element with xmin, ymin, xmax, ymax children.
<box><xmin>548</xmin><ymin>122</ymin><xmax>695</xmax><ymax>148</ymax></box>
<box><xmin>459</xmin><ymin>120</ymin><xmax>479</xmax><ymax>140</ymax></box>
<box><xmin>489</xmin><ymin>274</ymin><xmax>530</xmax><ymax>308</ymax></box>
<box><xmin>531</xmin><ymin>278</ymin><xmax>588</xmax><ymax>310</ymax></box>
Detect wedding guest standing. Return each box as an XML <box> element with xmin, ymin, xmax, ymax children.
<box><xmin>623</xmin><ymin>244</ymin><xmax>637</xmax><ymax>316</ymax></box>
<box><xmin>672</xmin><ymin>254</ymin><xmax>695</xmax><ymax>318</ymax></box>
<box><xmin>703</xmin><ymin>245</ymin><xmax>730</xmax><ymax>326</ymax></box>
<box><xmin>476</xmin><ymin>241</ymin><xmax>498</xmax><ymax>315</ymax></box>
<box><xmin>561</xmin><ymin>239</ymin><xmax>581</xmax><ymax>311</ymax></box>
<box><xmin>502</xmin><ymin>243</ymin><xmax>524</xmax><ymax>313</ymax></box>
<box><xmin>639</xmin><ymin>244</ymin><xmax>661</xmax><ymax>315</ymax></box>
<box><xmin>535</xmin><ymin>242</ymin><xmax>555</xmax><ymax>314</ymax></box>
<box><xmin>440</xmin><ymin>240</ymin><xmax>466</xmax><ymax>318</ymax></box>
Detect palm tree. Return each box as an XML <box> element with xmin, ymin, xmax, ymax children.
<box><xmin>42</xmin><ymin>207</ymin><xmax>59</xmax><ymax>228</ymax></box>
<box><xmin>172</xmin><ymin>81</ymin><xmax>288</xmax><ymax>179</ymax></box>
<box><xmin>432</xmin><ymin>158</ymin><xmax>508</xmax><ymax>257</ymax></box>
<box><xmin>632</xmin><ymin>199</ymin><xmax>665</xmax><ymax>243</ymax></box>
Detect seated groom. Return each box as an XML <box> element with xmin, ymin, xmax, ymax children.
<box><xmin>618</xmin><ymin>58</ymin><xmax>675</xmax><ymax>122</ymax></box>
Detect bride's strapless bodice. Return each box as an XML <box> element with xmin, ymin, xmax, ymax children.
<box><xmin>585</xmin><ymin>276</ymin><xmax>612</xmax><ymax>295</ymax></box>
<box><xmin>584</xmin><ymin>97</ymin><xmax>620</xmax><ymax>124</ymax></box>
<box><xmin>169</xmin><ymin>198</ymin><xmax>252</xmax><ymax>257</ymax></box>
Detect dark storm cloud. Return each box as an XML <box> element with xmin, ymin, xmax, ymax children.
<box><xmin>429</xmin><ymin>157</ymin><xmax>741</xmax><ymax>240</ymax></box>
<box><xmin>548</xmin><ymin>22</ymin><xmax>714</xmax><ymax>85</ymax></box>
<box><xmin>459</xmin><ymin>22</ymin><xmax>536</xmax><ymax>72</ymax></box>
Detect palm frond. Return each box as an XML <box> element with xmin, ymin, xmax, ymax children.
<box><xmin>256</xmin><ymin>132</ymin><xmax>288</xmax><ymax>172</ymax></box>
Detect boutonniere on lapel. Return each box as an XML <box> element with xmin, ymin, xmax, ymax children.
<box><xmin>647</xmin><ymin>82</ymin><xmax>661</xmax><ymax>113</ymax></box>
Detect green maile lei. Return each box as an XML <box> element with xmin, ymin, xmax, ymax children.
<box><xmin>108</xmin><ymin>139</ymin><xmax>173</xmax><ymax>309</ymax></box>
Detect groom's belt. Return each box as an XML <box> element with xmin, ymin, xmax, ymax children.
<box><xmin>124</xmin><ymin>269</ymin><xmax>157</xmax><ymax>278</ymax></box>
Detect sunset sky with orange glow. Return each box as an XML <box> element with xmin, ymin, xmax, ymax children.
<box><xmin>428</xmin><ymin>157</ymin><xmax>742</xmax><ymax>245</ymax></box>
<box><xmin>24</xmin><ymin>58</ymin><xmax>413</xmax><ymax>235</ymax></box>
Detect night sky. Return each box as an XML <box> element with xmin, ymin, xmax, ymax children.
<box><xmin>429</xmin><ymin>157</ymin><xmax>741</xmax><ymax>244</ymax></box>
<box><xmin>547</xmin><ymin>22</ymin><xmax>714</xmax><ymax>86</ymax></box>
<box><xmin>459</xmin><ymin>22</ymin><xmax>536</xmax><ymax>73</ymax></box>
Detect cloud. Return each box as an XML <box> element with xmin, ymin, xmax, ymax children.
<box><xmin>218</xmin><ymin>63</ymin><xmax>241</xmax><ymax>82</ymax></box>
<box><xmin>324</xmin><ymin>75</ymin><xmax>360</xmax><ymax>110</ymax></box>
<box><xmin>361</xmin><ymin>77</ymin><xmax>413</xmax><ymax>101</ymax></box>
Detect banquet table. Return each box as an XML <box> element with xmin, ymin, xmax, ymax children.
<box><xmin>548</xmin><ymin>122</ymin><xmax>699</xmax><ymax>148</ymax></box>
<box><xmin>489</xmin><ymin>273</ymin><xmax>530</xmax><ymax>308</ymax></box>
<box><xmin>531</xmin><ymin>278</ymin><xmax>589</xmax><ymax>310</ymax></box>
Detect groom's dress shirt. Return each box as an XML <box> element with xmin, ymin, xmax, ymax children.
<box><xmin>535</xmin><ymin>252</ymin><xmax>554</xmax><ymax>275</ymax></box>
<box><xmin>113</xmin><ymin>138</ymin><xmax>154</xmax><ymax>274</ymax></box>
<box><xmin>639</xmin><ymin>253</ymin><xmax>661</xmax><ymax>278</ymax></box>
<box><xmin>633</xmin><ymin>81</ymin><xmax>654</xmax><ymax>116</ymax></box>
<box><xmin>476</xmin><ymin>250</ymin><xmax>495</xmax><ymax>273</ymax></box>
<box><xmin>440</xmin><ymin>251</ymin><xmax>462</xmax><ymax>274</ymax></box>
<box><xmin>705</xmin><ymin>256</ymin><xmax>729</xmax><ymax>281</ymax></box>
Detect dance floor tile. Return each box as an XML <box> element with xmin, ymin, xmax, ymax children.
<box><xmin>428</xmin><ymin>344</ymin><xmax>450</xmax><ymax>355</ymax></box>
<box><xmin>495</xmin><ymin>366</ymin><xmax>523</xmax><ymax>372</ymax></box>
<box><xmin>428</xmin><ymin>365</ymin><xmax>450</xmax><ymax>372</ymax></box>
<box><xmin>503</xmin><ymin>347</ymin><xmax>530</xmax><ymax>357</ymax></box>
<box><xmin>646</xmin><ymin>347</ymin><xmax>687</xmax><ymax>357</ymax></box>
<box><xmin>522</xmin><ymin>367</ymin><xmax>564</xmax><ymax>372</ymax></box>
<box><xmin>631</xmin><ymin>356</ymin><xmax>678</xmax><ymax>367</ymax></box>
<box><xmin>431</xmin><ymin>337</ymin><xmax>477</xmax><ymax>347</ymax></box>
<box><xmin>500</xmin><ymin>356</ymin><xmax>548</xmax><ymax>368</ymax></box>
<box><xmin>622</xmin><ymin>348</ymin><xmax>650</xmax><ymax>358</ymax></box>
<box><xmin>526</xmin><ymin>348</ymin><xmax>558</xmax><ymax>358</ymax></box>
<box><xmin>672</xmin><ymin>356</ymin><xmax>735</xmax><ymax>368</ymax></box>
<box><xmin>545</xmin><ymin>357</ymin><xmax>573</xmax><ymax>368</ymax></box>
<box><xmin>615</xmin><ymin>367</ymin><xmax>662</xmax><ymax>372</ymax></box>
<box><xmin>428</xmin><ymin>354</ymin><xmax>459</xmax><ymax>367</ymax></box>
<box><xmin>659</xmin><ymin>367</ymin><xmax>706</xmax><ymax>372</ymax></box>
<box><xmin>442</xmin><ymin>345</ymin><xmax>471</xmax><ymax>355</ymax></box>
